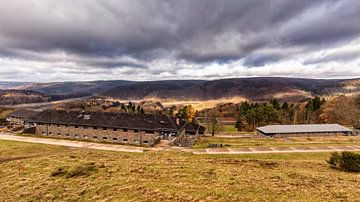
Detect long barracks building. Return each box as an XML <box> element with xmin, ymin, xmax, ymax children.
<box><xmin>256</xmin><ymin>124</ymin><xmax>353</xmax><ymax>137</ymax></box>
<box><xmin>17</xmin><ymin>110</ymin><xmax>205</xmax><ymax>146</ymax></box>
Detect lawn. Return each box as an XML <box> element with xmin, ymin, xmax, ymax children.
<box><xmin>194</xmin><ymin>135</ymin><xmax>360</xmax><ymax>149</ymax></box>
<box><xmin>220</xmin><ymin>125</ymin><xmax>238</xmax><ymax>133</ymax></box>
<box><xmin>1</xmin><ymin>139</ymin><xmax>360</xmax><ymax>201</ymax></box>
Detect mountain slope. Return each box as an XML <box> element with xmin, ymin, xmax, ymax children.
<box><xmin>101</xmin><ymin>77</ymin><xmax>360</xmax><ymax>101</ymax></box>
<box><xmin>3</xmin><ymin>77</ymin><xmax>360</xmax><ymax>102</ymax></box>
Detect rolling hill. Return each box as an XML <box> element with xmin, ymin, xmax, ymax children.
<box><xmin>1</xmin><ymin>77</ymin><xmax>360</xmax><ymax>102</ymax></box>
<box><xmin>101</xmin><ymin>77</ymin><xmax>360</xmax><ymax>101</ymax></box>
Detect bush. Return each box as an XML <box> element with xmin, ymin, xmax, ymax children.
<box><xmin>327</xmin><ymin>152</ymin><xmax>360</xmax><ymax>172</ymax></box>
<box><xmin>50</xmin><ymin>166</ymin><xmax>68</xmax><ymax>177</ymax></box>
<box><xmin>50</xmin><ymin>162</ymin><xmax>98</xmax><ymax>178</ymax></box>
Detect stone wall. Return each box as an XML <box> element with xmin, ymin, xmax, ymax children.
<box><xmin>35</xmin><ymin>123</ymin><xmax>160</xmax><ymax>146</ymax></box>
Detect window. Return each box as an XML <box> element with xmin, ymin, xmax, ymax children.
<box><xmin>123</xmin><ymin>128</ymin><xmax>128</xmax><ymax>132</ymax></box>
<box><xmin>93</xmin><ymin>127</ymin><xmax>97</xmax><ymax>130</ymax></box>
<box><xmin>93</xmin><ymin>136</ymin><xmax>97</xmax><ymax>139</ymax></box>
<box><xmin>103</xmin><ymin>137</ymin><xmax>108</xmax><ymax>140</ymax></box>
<box><xmin>113</xmin><ymin>138</ymin><xmax>117</xmax><ymax>141</ymax></box>
<box><xmin>49</xmin><ymin>132</ymin><xmax>53</xmax><ymax>135</ymax></box>
<box><xmin>57</xmin><ymin>124</ymin><xmax>60</xmax><ymax>127</ymax></box>
<box><xmin>57</xmin><ymin>133</ymin><xmax>61</xmax><ymax>136</ymax></box>
<box><xmin>146</xmin><ymin>131</ymin><xmax>155</xmax><ymax>134</ymax></box>
<box><xmin>134</xmin><ymin>129</ymin><xmax>139</xmax><ymax>133</ymax></box>
<box><xmin>75</xmin><ymin>125</ymin><xmax>79</xmax><ymax>128</ymax></box>
<box><xmin>66</xmin><ymin>134</ymin><xmax>70</xmax><ymax>137</ymax></box>
<box><xmin>123</xmin><ymin>139</ymin><xmax>128</xmax><ymax>142</ymax></box>
<box><xmin>113</xmin><ymin>128</ymin><xmax>118</xmax><ymax>131</ymax></box>
<box><xmin>103</xmin><ymin>127</ymin><xmax>107</xmax><ymax>130</ymax></box>
<box><xmin>143</xmin><ymin>141</ymin><xmax>149</xmax><ymax>144</ymax></box>
<box><xmin>65</xmin><ymin>125</ymin><xmax>68</xmax><ymax>128</ymax></box>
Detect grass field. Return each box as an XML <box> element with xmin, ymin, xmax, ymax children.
<box><xmin>220</xmin><ymin>125</ymin><xmax>238</xmax><ymax>133</ymax></box>
<box><xmin>1</xmin><ymin>140</ymin><xmax>360</xmax><ymax>201</ymax></box>
<box><xmin>194</xmin><ymin>135</ymin><xmax>360</xmax><ymax>149</ymax></box>
<box><xmin>0</xmin><ymin>108</ymin><xmax>13</xmax><ymax>119</ymax></box>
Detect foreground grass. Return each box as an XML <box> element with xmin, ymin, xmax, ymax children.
<box><xmin>1</xmin><ymin>140</ymin><xmax>360</xmax><ymax>201</ymax></box>
<box><xmin>194</xmin><ymin>135</ymin><xmax>360</xmax><ymax>149</ymax></box>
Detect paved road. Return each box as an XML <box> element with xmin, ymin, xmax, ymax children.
<box><xmin>1</xmin><ymin>133</ymin><xmax>360</xmax><ymax>154</ymax></box>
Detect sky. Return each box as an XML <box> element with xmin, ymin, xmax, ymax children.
<box><xmin>0</xmin><ymin>0</ymin><xmax>360</xmax><ymax>82</ymax></box>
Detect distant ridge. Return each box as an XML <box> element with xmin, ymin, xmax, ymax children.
<box><xmin>1</xmin><ymin>77</ymin><xmax>359</xmax><ymax>102</ymax></box>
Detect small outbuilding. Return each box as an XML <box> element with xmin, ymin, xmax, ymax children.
<box><xmin>256</xmin><ymin>124</ymin><xmax>353</xmax><ymax>137</ymax></box>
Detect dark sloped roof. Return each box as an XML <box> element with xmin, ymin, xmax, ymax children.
<box><xmin>8</xmin><ymin>109</ymin><xmax>40</xmax><ymax>119</ymax></box>
<box><xmin>178</xmin><ymin>120</ymin><xmax>206</xmax><ymax>133</ymax></box>
<box><xmin>29</xmin><ymin>110</ymin><xmax>178</xmax><ymax>132</ymax></box>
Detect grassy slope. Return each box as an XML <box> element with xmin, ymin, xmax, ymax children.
<box><xmin>0</xmin><ymin>108</ymin><xmax>14</xmax><ymax>119</ymax></box>
<box><xmin>194</xmin><ymin>135</ymin><xmax>360</xmax><ymax>149</ymax></box>
<box><xmin>1</xmin><ymin>140</ymin><xmax>360</xmax><ymax>201</ymax></box>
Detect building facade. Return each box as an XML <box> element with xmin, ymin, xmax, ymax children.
<box><xmin>35</xmin><ymin>123</ymin><xmax>160</xmax><ymax>146</ymax></box>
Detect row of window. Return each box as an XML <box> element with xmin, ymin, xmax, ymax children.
<box><xmin>41</xmin><ymin>132</ymin><xmax>149</xmax><ymax>143</ymax></box>
<box><xmin>37</xmin><ymin>123</ymin><xmax>155</xmax><ymax>134</ymax></box>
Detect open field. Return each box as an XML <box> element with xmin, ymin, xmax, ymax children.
<box><xmin>0</xmin><ymin>108</ymin><xmax>14</xmax><ymax>119</ymax></box>
<box><xmin>220</xmin><ymin>125</ymin><xmax>239</xmax><ymax>133</ymax></box>
<box><xmin>193</xmin><ymin>135</ymin><xmax>360</xmax><ymax>149</ymax></box>
<box><xmin>1</xmin><ymin>140</ymin><xmax>360</xmax><ymax>201</ymax></box>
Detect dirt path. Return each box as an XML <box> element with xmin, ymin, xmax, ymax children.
<box><xmin>1</xmin><ymin>133</ymin><xmax>360</xmax><ymax>154</ymax></box>
<box><xmin>192</xmin><ymin>145</ymin><xmax>360</xmax><ymax>154</ymax></box>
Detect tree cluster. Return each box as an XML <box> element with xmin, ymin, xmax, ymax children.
<box><xmin>236</xmin><ymin>97</ymin><xmax>326</xmax><ymax>131</ymax></box>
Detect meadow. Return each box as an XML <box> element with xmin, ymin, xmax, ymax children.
<box><xmin>193</xmin><ymin>135</ymin><xmax>360</xmax><ymax>149</ymax></box>
<box><xmin>1</xmin><ymin>139</ymin><xmax>360</xmax><ymax>201</ymax></box>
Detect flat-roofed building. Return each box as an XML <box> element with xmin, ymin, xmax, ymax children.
<box><xmin>256</xmin><ymin>124</ymin><xmax>353</xmax><ymax>137</ymax></box>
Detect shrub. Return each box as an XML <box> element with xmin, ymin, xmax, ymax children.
<box><xmin>50</xmin><ymin>166</ymin><xmax>68</xmax><ymax>177</ymax></box>
<box><xmin>327</xmin><ymin>152</ymin><xmax>360</xmax><ymax>172</ymax></box>
<box><xmin>50</xmin><ymin>162</ymin><xmax>98</xmax><ymax>178</ymax></box>
<box><xmin>65</xmin><ymin>162</ymin><xmax>98</xmax><ymax>178</ymax></box>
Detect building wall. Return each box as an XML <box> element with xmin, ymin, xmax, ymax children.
<box><xmin>35</xmin><ymin>123</ymin><xmax>160</xmax><ymax>146</ymax></box>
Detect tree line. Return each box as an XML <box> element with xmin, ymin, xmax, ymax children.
<box><xmin>235</xmin><ymin>97</ymin><xmax>325</xmax><ymax>131</ymax></box>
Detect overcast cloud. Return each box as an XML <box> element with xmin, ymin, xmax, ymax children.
<box><xmin>0</xmin><ymin>0</ymin><xmax>359</xmax><ymax>82</ymax></box>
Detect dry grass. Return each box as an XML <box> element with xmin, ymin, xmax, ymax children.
<box><xmin>0</xmin><ymin>108</ymin><xmax>14</xmax><ymax>119</ymax></box>
<box><xmin>1</xmin><ymin>139</ymin><xmax>360</xmax><ymax>201</ymax></box>
<box><xmin>194</xmin><ymin>135</ymin><xmax>360</xmax><ymax>149</ymax></box>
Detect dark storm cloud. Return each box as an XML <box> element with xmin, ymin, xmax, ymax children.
<box><xmin>243</xmin><ymin>54</ymin><xmax>283</xmax><ymax>67</ymax></box>
<box><xmin>0</xmin><ymin>0</ymin><xmax>359</xmax><ymax>81</ymax></box>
